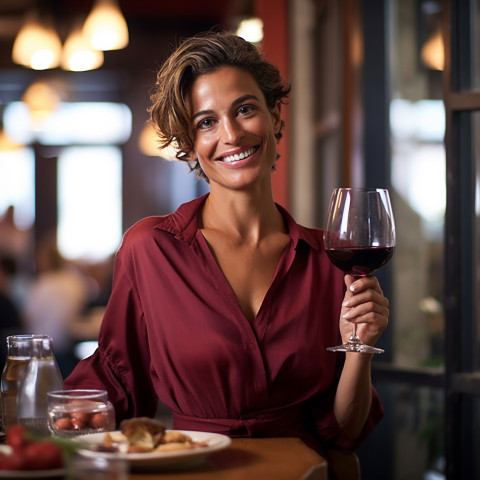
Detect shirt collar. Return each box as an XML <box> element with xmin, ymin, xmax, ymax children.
<box><xmin>275</xmin><ymin>203</ymin><xmax>322</xmax><ymax>251</ymax></box>
<box><xmin>154</xmin><ymin>193</ymin><xmax>322</xmax><ymax>251</ymax></box>
<box><xmin>153</xmin><ymin>194</ymin><xmax>208</xmax><ymax>245</ymax></box>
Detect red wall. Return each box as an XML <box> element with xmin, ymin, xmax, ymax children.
<box><xmin>255</xmin><ymin>0</ymin><xmax>290</xmax><ymax>209</ymax></box>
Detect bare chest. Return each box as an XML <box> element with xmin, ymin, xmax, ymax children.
<box><xmin>202</xmin><ymin>231</ymin><xmax>290</xmax><ymax>323</ymax></box>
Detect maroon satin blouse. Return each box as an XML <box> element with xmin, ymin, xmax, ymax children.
<box><xmin>65</xmin><ymin>194</ymin><xmax>383</xmax><ymax>451</ymax></box>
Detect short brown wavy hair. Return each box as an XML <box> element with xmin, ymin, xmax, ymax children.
<box><xmin>148</xmin><ymin>30</ymin><xmax>290</xmax><ymax>180</ymax></box>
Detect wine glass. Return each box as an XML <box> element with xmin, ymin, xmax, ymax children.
<box><xmin>323</xmin><ymin>187</ymin><xmax>395</xmax><ymax>354</ymax></box>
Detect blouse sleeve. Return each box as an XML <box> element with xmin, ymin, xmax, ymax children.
<box><xmin>64</xmin><ymin>246</ymin><xmax>158</xmax><ymax>422</ymax></box>
<box><xmin>307</xmin><ymin>355</ymin><xmax>384</xmax><ymax>451</ymax></box>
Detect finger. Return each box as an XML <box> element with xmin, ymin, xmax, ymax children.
<box><xmin>343</xmin><ymin>289</ymin><xmax>389</xmax><ymax>309</ymax></box>
<box><xmin>351</xmin><ymin>312</ymin><xmax>389</xmax><ymax>343</ymax></box>
<box><xmin>342</xmin><ymin>301</ymin><xmax>389</xmax><ymax>323</ymax></box>
<box><xmin>347</xmin><ymin>275</ymin><xmax>384</xmax><ymax>295</ymax></box>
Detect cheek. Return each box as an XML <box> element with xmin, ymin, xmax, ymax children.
<box><xmin>194</xmin><ymin>134</ymin><xmax>216</xmax><ymax>158</ymax></box>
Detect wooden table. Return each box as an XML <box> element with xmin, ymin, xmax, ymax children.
<box><xmin>127</xmin><ymin>437</ymin><xmax>327</xmax><ymax>480</ymax></box>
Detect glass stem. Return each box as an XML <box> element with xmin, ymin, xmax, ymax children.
<box><xmin>351</xmin><ymin>323</ymin><xmax>361</xmax><ymax>344</ymax></box>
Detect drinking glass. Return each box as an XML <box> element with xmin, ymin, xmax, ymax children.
<box><xmin>323</xmin><ymin>187</ymin><xmax>396</xmax><ymax>353</ymax></box>
<box><xmin>66</xmin><ymin>455</ymin><xmax>128</xmax><ymax>480</ymax></box>
<box><xmin>1</xmin><ymin>335</ymin><xmax>34</xmax><ymax>431</ymax></box>
<box><xmin>16</xmin><ymin>335</ymin><xmax>64</xmax><ymax>434</ymax></box>
<box><xmin>47</xmin><ymin>389</ymin><xmax>115</xmax><ymax>437</ymax></box>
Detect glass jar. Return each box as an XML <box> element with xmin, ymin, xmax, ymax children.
<box><xmin>17</xmin><ymin>335</ymin><xmax>64</xmax><ymax>434</ymax></box>
<box><xmin>47</xmin><ymin>389</ymin><xmax>115</xmax><ymax>438</ymax></box>
<box><xmin>1</xmin><ymin>335</ymin><xmax>34</xmax><ymax>431</ymax></box>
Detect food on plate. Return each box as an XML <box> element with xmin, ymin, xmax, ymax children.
<box><xmin>0</xmin><ymin>425</ymin><xmax>63</xmax><ymax>471</ymax></box>
<box><xmin>120</xmin><ymin>417</ymin><xmax>166</xmax><ymax>452</ymax></box>
<box><xmin>93</xmin><ymin>417</ymin><xmax>208</xmax><ymax>453</ymax></box>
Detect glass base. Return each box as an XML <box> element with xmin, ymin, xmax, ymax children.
<box><xmin>327</xmin><ymin>335</ymin><xmax>384</xmax><ymax>354</ymax></box>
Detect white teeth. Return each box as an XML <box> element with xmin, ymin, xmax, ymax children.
<box><xmin>222</xmin><ymin>147</ymin><xmax>256</xmax><ymax>163</ymax></box>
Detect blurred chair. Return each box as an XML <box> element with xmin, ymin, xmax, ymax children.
<box><xmin>320</xmin><ymin>448</ymin><xmax>361</xmax><ymax>480</ymax></box>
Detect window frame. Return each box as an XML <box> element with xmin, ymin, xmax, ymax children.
<box><xmin>442</xmin><ymin>0</ymin><xmax>480</xmax><ymax>476</ymax></box>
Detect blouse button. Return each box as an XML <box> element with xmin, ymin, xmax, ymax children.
<box><xmin>247</xmin><ymin>343</ymin><xmax>256</xmax><ymax>351</ymax></box>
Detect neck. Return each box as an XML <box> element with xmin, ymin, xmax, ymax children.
<box><xmin>201</xmin><ymin>188</ymin><xmax>284</xmax><ymax>245</ymax></box>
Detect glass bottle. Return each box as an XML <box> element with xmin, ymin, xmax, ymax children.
<box><xmin>1</xmin><ymin>335</ymin><xmax>34</xmax><ymax>431</ymax></box>
<box><xmin>17</xmin><ymin>335</ymin><xmax>64</xmax><ymax>435</ymax></box>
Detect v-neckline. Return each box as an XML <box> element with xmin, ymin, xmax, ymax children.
<box><xmin>195</xmin><ymin>229</ymin><xmax>294</xmax><ymax>341</ymax></box>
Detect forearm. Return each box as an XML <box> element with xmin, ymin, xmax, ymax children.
<box><xmin>334</xmin><ymin>353</ymin><xmax>373</xmax><ymax>440</ymax></box>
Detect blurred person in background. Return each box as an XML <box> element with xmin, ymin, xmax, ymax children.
<box><xmin>0</xmin><ymin>254</ymin><xmax>23</xmax><ymax>368</ymax></box>
<box><xmin>0</xmin><ymin>206</ymin><xmax>33</xmax><ymax>309</ymax></box>
<box><xmin>0</xmin><ymin>206</ymin><xmax>32</xmax><ymax>264</ymax></box>
<box><xmin>68</xmin><ymin>255</ymin><xmax>115</xmax><ymax>358</ymax></box>
<box><xmin>23</xmin><ymin>234</ymin><xmax>94</xmax><ymax>377</ymax></box>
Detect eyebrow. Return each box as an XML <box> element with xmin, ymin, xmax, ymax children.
<box><xmin>191</xmin><ymin>94</ymin><xmax>260</xmax><ymax>122</ymax></box>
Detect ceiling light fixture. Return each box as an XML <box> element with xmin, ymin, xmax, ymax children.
<box><xmin>83</xmin><ymin>0</ymin><xmax>129</xmax><ymax>51</ymax></box>
<box><xmin>12</xmin><ymin>12</ymin><xmax>62</xmax><ymax>70</ymax></box>
<box><xmin>62</xmin><ymin>22</ymin><xmax>104</xmax><ymax>72</ymax></box>
<box><xmin>0</xmin><ymin>128</ymin><xmax>22</xmax><ymax>152</ymax></box>
<box><xmin>0</xmin><ymin>105</ymin><xmax>22</xmax><ymax>151</ymax></box>
<box><xmin>236</xmin><ymin>17</ymin><xmax>264</xmax><ymax>44</ymax></box>
<box><xmin>421</xmin><ymin>28</ymin><xmax>444</xmax><ymax>71</ymax></box>
<box><xmin>22</xmin><ymin>82</ymin><xmax>61</xmax><ymax>128</ymax></box>
<box><xmin>138</xmin><ymin>122</ymin><xmax>178</xmax><ymax>160</ymax></box>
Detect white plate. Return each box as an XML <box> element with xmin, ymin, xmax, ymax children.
<box><xmin>0</xmin><ymin>469</ymin><xmax>64</xmax><ymax>479</ymax></box>
<box><xmin>78</xmin><ymin>430</ymin><xmax>232</xmax><ymax>469</ymax></box>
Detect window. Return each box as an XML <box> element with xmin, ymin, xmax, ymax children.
<box><xmin>2</xmin><ymin>100</ymin><xmax>131</xmax><ymax>261</ymax></box>
<box><xmin>300</xmin><ymin>0</ymin><xmax>468</xmax><ymax>477</ymax></box>
<box><xmin>4</xmin><ymin>101</ymin><xmax>131</xmax><ymax>146</ymax></box>
<box><xmin>57</xmin><ymin>146</ymin><xmax>122</xmax><ymax>261</ymax></box>
<box><xmin>0</xmin><ymin>148</ymin><xmax>35</xmax><ymax>229</ymax></box>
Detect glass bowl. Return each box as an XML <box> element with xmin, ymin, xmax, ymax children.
<box><xmin>47</xmin><ymin>389</ymin><xmax>115</xmax><ymax>437</ymax></box>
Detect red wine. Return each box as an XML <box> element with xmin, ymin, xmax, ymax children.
<box><xmin>326</xmin><ymin>246</ymin><xmax>394</xmax><ymax>276</ymax></box>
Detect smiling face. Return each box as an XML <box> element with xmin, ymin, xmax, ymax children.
<box><xmin>186</xmin><ymin>66</ymin><xmax>282</xmax><ymax>192</ymax></box>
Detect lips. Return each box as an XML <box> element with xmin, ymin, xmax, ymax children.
<box><xmin>219</xmin><ymin>146</ymin><xmax>259</xmax><ymax>163</ymax></box>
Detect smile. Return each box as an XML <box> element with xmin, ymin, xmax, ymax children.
<box><xmin>221</xmin><ymin>146</ymin><xmax>258</xmax><ymax>163</ymax></box>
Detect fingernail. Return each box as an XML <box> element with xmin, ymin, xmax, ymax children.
<box><xmin>349</xmin><ymin>283</ymin><xmax>357</xmax><ymax>292</ymax></box>
<box><xmin>343</xmin><ymin>300</ymin><xmax>349</xmax><ymax>307</ymax></box>
<box><xmin>342</xmin><ymin>311</ymin><xmax>350</xmax><ymax>319</ymax></box>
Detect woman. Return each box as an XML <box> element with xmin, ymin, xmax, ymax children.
<box><xmin>65</xmin><ymin>31</ymin><xmax>388</xmax><ymax>456</ymax></box>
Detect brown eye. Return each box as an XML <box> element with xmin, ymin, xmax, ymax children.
<box><xmin>198</xmin><ymin>118</ymin><xmax>214</xmax><ymax>130</ymax></box>
<box><xmin>237</xmin><ymin>105</ymin><xmax>254</xmax><ymax>116</ymax></box>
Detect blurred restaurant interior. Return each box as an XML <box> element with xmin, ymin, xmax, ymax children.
<box><xmin>0</xmin><ymin>0</ymin><xmax>479</xmax><ymax>478</ymax></box>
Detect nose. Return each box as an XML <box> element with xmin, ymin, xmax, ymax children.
<box><xmin>221</xmin><ymin>117</ymin><xmax>244</xmax><ymax>144</ymax></box>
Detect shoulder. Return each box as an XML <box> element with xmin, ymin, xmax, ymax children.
<box><xmin>118</xmin><ymin>194</ymin><xmax>208</xmax><ymax>254</ymax></box>
<box><xmin>297</xmin><ymin>224</ymin><xmax>324</xmax><ymax>249</ymax></box>
<box><xmin>120</xmin><ymin>216</ymin><xmax>168</xmax><ymax>251</ymax></box>
<box><xmin>277</xmin><ymin>204</ymin><xmax>324</xmax><ymax>251</ymax></box>
<box><xmin>124</xmin><ymin>216</ymin><xmax>166</xmax><ymax>241</ymax></box>
<box><xmin>111</xmin><ymin>216</ymin><xmax>174</xmax><ymax>281</ymax></box>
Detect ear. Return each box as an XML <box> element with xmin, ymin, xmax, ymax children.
<box><xmin>272</xmin><ymin>101</ymin><xmax>282</xmax><ymax>135</ymax></box>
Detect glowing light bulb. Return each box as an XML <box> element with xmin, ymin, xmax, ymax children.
<box><xmin>83</xmin><ymin>0</ymin><xmax>129</xmax><ymax>51</ymax></box>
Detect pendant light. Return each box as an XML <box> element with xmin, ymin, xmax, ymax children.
<box><xmin>83</xmin><ymin>0</ymin><xmax>129</xmax><ymax>51</ymax></box>
<box><xmin>12</xmin><ymin>12</ymin><xmax>62</xmax><ymax>70</ymax></box>
<box><xmin>236</xmin><ymin>17</ymin><xmax>264</xmax><ymax>44</ymax></box>
<box><xmin>22</xmin><ymin>82</ymin><xmax>61</xmax><ymax>128</ymax></box>
<box><xmin>421</xmin><ymin>28</ymin><xmax>444</xmax><ymax>71</ymax></box>
<box><xmin>0</xmin><ymin>124</ymin><xmax>22</xmax><ymax>152</ymax></box>
<box><xmin>138</xmin><ymin>122</ymin><xmax>177</xmax><ymax>160</ymax></box>
<box><xmin>0</xmin><ymin>105</ymin><xmax>22</xmax><ymax>152</ymax></box>
<box><xmin>62</xmin><ymin>22</ymin><xmax>104</xmax><ymax>72</ymax></box>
